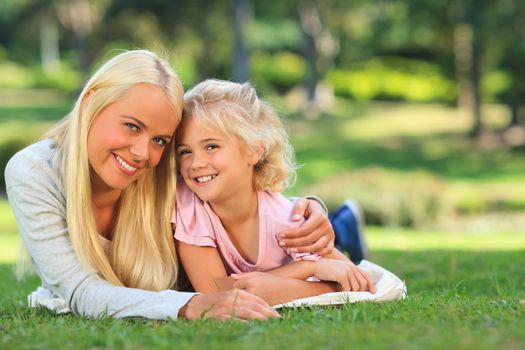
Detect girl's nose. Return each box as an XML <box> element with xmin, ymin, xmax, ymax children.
<box><xmin>190</xmin><ymin>153</ymin><xmax>207</xmax><ymax>171</ymax></box>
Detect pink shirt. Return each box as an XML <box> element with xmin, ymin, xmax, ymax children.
<box><xmin>173</xmin><ymin>182</ymin><xmax>319</xmax><ymax>275</ymax></box>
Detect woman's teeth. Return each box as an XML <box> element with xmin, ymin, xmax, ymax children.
<box><xmin>115</xmin><ymin>154</ymin><xmax>137</xmax><ymax>172</ymax></box>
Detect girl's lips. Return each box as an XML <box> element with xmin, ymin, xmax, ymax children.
<box><xmin>193</xmin><ymin>174</ymin><xmax>218</xmax><ymax>184</ymax></box>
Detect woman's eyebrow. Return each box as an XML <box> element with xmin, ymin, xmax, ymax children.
<box><xmin>124</xmin><ymin>115</ymin><xmax>173</xmax><ymax>139</ymax></box>
<box><xmin>123</xmin><ymin>115</ymin><xmax>146</xmax><ymax>128</ymax></box>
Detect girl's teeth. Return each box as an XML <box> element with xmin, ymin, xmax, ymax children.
<box><xmin>196</xmin><ymin>175</ymin><xmax>216</xmax><ymax>183</ymax></box>
<box><xmin>115</xmin><ymin>155</ymin><xmax>137</xmax><ymax>172</ymax></box>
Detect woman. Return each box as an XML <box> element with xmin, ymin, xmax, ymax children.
<box><xmin>5</xmin><ymin>49</ymin><xmax>337</xmax><ymax>321</ymax></box>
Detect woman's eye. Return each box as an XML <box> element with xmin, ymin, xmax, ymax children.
<box><xmin>153</xmin><ymin>137</ymin><xmax>167</xmax><ymax>147</ymax></box>
<box><xmin>125</xmin><ymin>122</ymin><xmax>139</xmax><ymax>132</ymax></box>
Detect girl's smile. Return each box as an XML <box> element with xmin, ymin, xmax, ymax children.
<box><xmin>176</xmin><ymin>117</ymin><xmax>258</xmax><ymax>207</ymax></box>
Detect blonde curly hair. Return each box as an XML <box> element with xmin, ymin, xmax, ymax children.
<box><xmin>182</xmin><ymin>79</ymin><xmax>297</xmax><ymax>192</ymax></box>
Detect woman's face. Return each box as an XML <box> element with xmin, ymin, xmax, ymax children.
<box><xmin>87</xmin><ymin>83</ymin><xmax>180</xmax><ymax>194</ymax></box>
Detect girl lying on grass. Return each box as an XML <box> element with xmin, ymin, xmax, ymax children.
<box><xmin>174</xmin><ymin>79</ymin><xmax>376</xmax><ymax>305</ymax></box>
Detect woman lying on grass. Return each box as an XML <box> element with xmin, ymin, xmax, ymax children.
<box><xmin>4</xmin><ymin>50</ymin><xmax>338</xmax><ymax>321</ymax></box>
<box><xmin>174</xmin><ymin>79</ymin><xmax>376</xmax><ymax>306</ymax></box>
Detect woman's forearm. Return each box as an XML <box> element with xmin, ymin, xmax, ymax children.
<box><xmin>232</xmin><ymin>272</ymin><xmax>340</xmax><ymax>305</ymax></box>
<box><xmin>265</xmin><ymin>260</ymin><xmax>316</xmax><ymax>280</ymax></box>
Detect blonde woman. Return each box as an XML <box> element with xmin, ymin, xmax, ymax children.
<box><xmin>4</xmin><ymin>50</ymin><xmax>335</xmax><ymax>320</ymax></box>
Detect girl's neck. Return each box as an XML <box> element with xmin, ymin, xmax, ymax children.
<box><xmin>210</xmin><ymin>188</ymin><xmax>258</xmax><ymax>229</ymax></box>
<box><xmin>210</xmin><ymin>188</ymin><xmax>260</xmax><ymax>265</ymax></box>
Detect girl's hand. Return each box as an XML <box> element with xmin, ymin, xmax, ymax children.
<box><xmin>279</xmin><ymin>198</ymin><xmax>335</xmax><ymax>256</ymax></box>
<box><xmin>313</xmin><ymin>258</ymin><xmax>376</xmax><ymax>293</ymax></box>
<box><xmin>179</xmin><ymin>289</ymin><xmax>280</xmax><ymax>321</ymax></box>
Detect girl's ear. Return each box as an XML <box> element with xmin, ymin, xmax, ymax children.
<box><xmin>247</xmin><ymin>143</ymin><xmax>264</xmax><ymax>166</ymax></box>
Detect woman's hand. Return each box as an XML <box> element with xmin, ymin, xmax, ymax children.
<box><xmin>179</xmin><ymin>289</ymin><xmax>280</xmax><ymax>321</ymax></box>
<box><xmin>313</xmin><ymin>258</ymin><xmax>376</xmax><ymax>293</ymax></box>
<box><xmin>279</xmin><ymin>198</ymin><xmax>335</xmax><ymax>256</ymax></box>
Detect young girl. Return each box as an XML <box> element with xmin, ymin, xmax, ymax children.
<box><xmin>174</xmin><ymin>80</ymin><xmax>375</xmax><ymax>304</ymax></box>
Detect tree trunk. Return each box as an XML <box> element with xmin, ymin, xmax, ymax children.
<box><xmin>298</xmin><ymin>2</ymin><xmax>321</xmax><ymax>102</ymax></box>
<box><xmin>454</xmin><ymin>0</ymin><xmax>483</xmax><ymax>138</ymax></box>
<box><xmin>39</xmin><ymin>15</ymin><xmax>60</xmax><ymax>74</ymax></box>
<box><xmin>232</xmin><ymin>0</ymin><xmax>251</xmax><ymax>83</ymax></box>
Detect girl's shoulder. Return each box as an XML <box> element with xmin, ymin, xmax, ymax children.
<box><xmin>258</xmin><ymin>191</ymin><xmax>295</xmax><ymax>217</ymax></box>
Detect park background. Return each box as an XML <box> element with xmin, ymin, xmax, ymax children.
<box><xmin>0</xmin><ymin>0</ymin><xmax>524</xmax><ymax>349</ymax></box>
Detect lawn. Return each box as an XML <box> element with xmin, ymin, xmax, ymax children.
<box><xmin>1</xmin><ymin>229</ymin><xmax>524</xmax><ymax>349</ymax></box>
<box><xmin>1</xmin><ymin>92</ymin><xmax>524</xmax><ymax>349</ymax></box>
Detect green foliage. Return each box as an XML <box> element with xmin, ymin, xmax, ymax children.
<box><xmin>303</xmin><ymin>167</ymin><xmax>452</xmax><ymax>228</ymax></box>
<box><xmin>0</xmin><ymin>61</ymin><xmax>35</xmax><ymax>89</ymax></box>
<box><xmin>327</xmin><ymin>58</ymin><xmax>456</xmax><ymax>102</ymax></box>
<box><xmin>0</xmin><ymin>60</ymin><xmax>82</xmax><ymax>92</ymax></box>
<box><xmin>0</xmin><ymin>100</ymin><xmax>66</xmax><ymax>194</ymax></box>
<box><xmin>250</xmin><ymin>51</ymin><xmax>307</xmax><ymax>92</ymax></box>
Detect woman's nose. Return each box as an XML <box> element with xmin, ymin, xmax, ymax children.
<box><xmin>129</xmin><ymin>137</ymin><xmax>149</xmax><ymax>162</ymax></box>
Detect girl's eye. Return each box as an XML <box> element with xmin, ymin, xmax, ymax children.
<box><xmin>125</xmin><ymin>122</ymin><xmax>139</xmax><ymax>132</ymax></box>
<box><xmin>206</xmin><ymin>144</ymin><xmax>219</xmax><ymax>151</ymax></box>
<box><xmin>153</xmin><ymin>137</ymin><xmax>168</xmax><ymax>147</ymax></box>
<box><xmin>178</xmin><ymin>149</ymin><xmax>191</xmax><ymax>156</ymax></box>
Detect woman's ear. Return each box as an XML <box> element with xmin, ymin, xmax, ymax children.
<box><xmin>81</xmin><ymin>88</ymin><xmax>96</xmax><ymax>109</ymax></box>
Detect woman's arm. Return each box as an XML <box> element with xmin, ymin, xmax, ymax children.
<box><xmin>6</xmin><ymin>150</ymin><xmax>280</xmax><ymax>321</ymax></box>
<box><xmin>281</xmin><ymin>198</ymin><xmax>335</xmax><ymax>256</ymax></box>
<box><xmin>231</xmin><ymin>272</ymin><xmax>341</xmax><ymax>305</ymax></box>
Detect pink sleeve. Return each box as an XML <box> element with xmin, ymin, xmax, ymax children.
<box><xmin>172</xmin><ymin>182</ymin><xmax>216</xmax><ymax>247</ymax></box>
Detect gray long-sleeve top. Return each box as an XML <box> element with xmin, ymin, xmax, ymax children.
<box><xmin>5</xmin><ymin>139</ymin><xmax>196</xmax><ymax>319</ymax></box>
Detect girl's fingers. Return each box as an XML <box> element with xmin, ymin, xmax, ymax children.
<box><xmin>348</xmin><ymin>273</ymin><xmax>360</xmax><ymax>291</ymax></box>
<box><xmin>357</xmin><ymin>269</ymin><xmax>376</xmax><ymax>293</ymax></box>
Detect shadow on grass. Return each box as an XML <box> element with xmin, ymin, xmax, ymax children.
<box><xmin>293</xmin><ymin>121</ymin><xmax>525</xmax><ymax>185</ymax></box>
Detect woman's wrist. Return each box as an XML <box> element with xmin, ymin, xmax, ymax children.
<box><xmin>177</xmin><ymin>294</ymin><xmax>200</xmax><ymax>319</ymax></box>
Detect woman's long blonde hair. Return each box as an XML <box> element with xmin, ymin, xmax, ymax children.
<box><xmin>45</xmin><ymin>50</ymin><xmax>183</xmax><ymax>291</ymax></box>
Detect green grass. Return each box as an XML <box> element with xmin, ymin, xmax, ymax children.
<box><xmin>1</xmin><ymin>234</ymin><xmax>524</xmax><ymax>349</ymax></box>
<box><xmin>1</xmin><ymin>93</ymin><xmax>525</xmax><ymax>348</ymax></box>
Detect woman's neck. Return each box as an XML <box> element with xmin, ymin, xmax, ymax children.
<box><xmin>91</xmin><ymin>186</ymin><xmax>122</xmax><ymax>210</ymax></box>
<box><xmin>91</xmin><ymin>186</ymin><xmax>122</xmax><ymax>240</ymax></box>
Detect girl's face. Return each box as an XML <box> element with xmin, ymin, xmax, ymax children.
<box><xmin>87</xmin><ymin>83</ymin><xmax>179</xmax><ymax>194</ymax></box>
<box><xmin>176</xmin><ymin>117</ymin><xmax>259</xmax><ymax>206</ymax></box>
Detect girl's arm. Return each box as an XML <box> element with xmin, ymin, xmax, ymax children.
<box><xmin>176</xmin><ymin>241</ymin><xmax>233</xmax><ymax>292</ymax></box>
<box><xmin>239</xmin><ymin>248</ymin><xmax>375</xmax><ymax>293</ymax></box>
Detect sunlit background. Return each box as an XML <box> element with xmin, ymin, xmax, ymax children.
<box><xmin>1</xmin><ymin>0</ymin><xmax>525</xmax><ymax>263</ymax></box>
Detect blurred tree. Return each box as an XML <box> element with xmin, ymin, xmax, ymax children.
<box><xmin>492</xmin><ymin>0</ymin><xmax>525</xmax><ymax>128</ymax></box>
<box><xmin>232</xmin><ymin>0</ymin><xmax>252</xmax><ymax>82</ymax></box>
